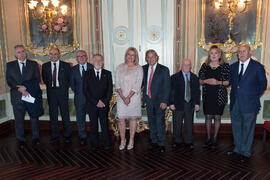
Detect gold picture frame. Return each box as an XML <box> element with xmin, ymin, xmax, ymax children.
<box><xmin>24</xmin><ymin>0</ymin><xmax>79</xmax><ymax>56</ymax></box>
<box><xmin>198</xmin><ymin>0</ymin><xmax>263</xmax><ymax>60</ymax></box>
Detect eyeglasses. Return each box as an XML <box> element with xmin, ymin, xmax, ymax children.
<box><xmin>77</xmin><ymin>55</ymin><xmax>87</xmax><ymax>58</ymax></box>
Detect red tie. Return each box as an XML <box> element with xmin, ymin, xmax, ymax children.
<box><xmin>53</xmin><ymin>63</ymin><xmax>56</xmax><ymax>87</ymax></box>
<box><xmin>148</xmin><ymin>66</ymin><xmax>154</xmax><ymax>98</ymax></box>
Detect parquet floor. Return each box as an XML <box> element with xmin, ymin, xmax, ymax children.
<box><xmin>0</xmin><ymin>131</ymin><xmax>270</xmax><ymax>180</ymax></box>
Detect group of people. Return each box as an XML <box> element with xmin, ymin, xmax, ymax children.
<box><xmin>6</xmin><ymin>45</ymin><xmax>113</xmax><ymax>151</ymax></box>
<box><xmin>6</xmin><ymin>44</ymin><xmax>267</xmax><ymax>162</ymax></box>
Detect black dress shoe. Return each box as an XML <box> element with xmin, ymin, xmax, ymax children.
<box><xmin>91</xmin><ymin>146</ymin><xmax>97</xmax><ymax>151</ymax></box>
<box><xmin>64</xmin><ymin>138</ymin><xmax>71</xmax><ymax>143</ymax></box>
<box><xmin>80</xmin><ymin>138</ymin><xmax>86</xmax><ymax>145</ymax></box>
<box><xmin>33</xmin><ymin>138</ymin><xmax>40</xmax><ymax>145</ymax></box>
<box><xmin>186</xmin><ymin>143</ymin><xmax>194</xmax><ymax>149</ymax></box>
<box><xmin>148</xmin><ymin>143</ymin><xmax>158</xmax><ymax>151</ymax></box>
<box><xmin>227</xmin><ymin>151</ymin><xmax>238</xmax><ymax>156</ymax></box>
<box><xmin>240</xmin><ymin>155</ymin><xmax>249</xmax><ymax>163</ymax></box>
<box><xmin>18</xmin><ymin>141</ymin><xmax>25</xmax><ymax>149</ymax></box>
<box><xmin>212</xmin><ymin>138</ymin><xmax>217</xmax><ymax>148</ymax></box>
<box><xmin>159</xmin><ymin>146</ymin><xmax>165</xmax><ymax>152</ymax></box>
<box><xmin>50</xmin><ymin>137</ymin><xmax>59</xmax><ymax>144</ymax></box>
<box><xmin>172</xmin><ymin>142</ymin><xmax>183</xmax><ymax>148</ymax></box>
<box><xmin>203</xmin><ymin>138</ymin><xmax>212</xmax><ymax>148</ymax></box>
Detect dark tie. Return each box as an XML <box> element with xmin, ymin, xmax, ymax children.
<box><xmin>96</xmin><ymin>71</ymin><xmax>100</xmax><ymax>80</ymax></box>
<box><xmin>82</xmin><ymin>65</ymin><xmax>85</xmax><ymax>77</ymax></box>
<box><xmin>53</xmin><ymin>63</ymin><xmax>57</xmax><ymax>87</ymax></box>
<box><xmin>21</xmin><ymin>62</ymin><xmax>26</xmax><ymax>78</ymax></box>
<box><xmin>185</xmin><ymin>73</ymin><xmax>191</xmax><ymax>102</ymax></box>
<box><xmin>238</xmin><ymin>63</ymin><xmax>244</xmax><ymax>83</ymax></box>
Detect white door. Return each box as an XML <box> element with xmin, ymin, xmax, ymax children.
<box><xmin>102</xmin><ymin>0</ymin><xmax>175</xmax><ymax>77</ymax></box>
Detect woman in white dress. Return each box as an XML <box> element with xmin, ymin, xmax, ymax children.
<box><xmin>115</xmin><ymin>47</ymin><xmax>143</xmax><ymax>150</ymax></box>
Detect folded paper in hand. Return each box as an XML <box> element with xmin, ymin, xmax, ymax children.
<box><xmin>21</xmin><ymin>94</ymin><xmax>35</xmax><ymax>103</ymax></box>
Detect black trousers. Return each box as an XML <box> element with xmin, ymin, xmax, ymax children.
<box><xmin>88</xmin><ymin>106</ymin><xmax>110</xmax><ymax>148</ymax></box>
<box><xmin>12</xmin><ymin>102</ymin><xmax>39</xmax><ymax>142</ymax></box>
<box><xmin>172</xmin><ymin>102</ymin><xmax>194</xmax><ymax>144</ymax></box>
<box><xmin>47</xmin><ymin>88</ymin><xmax>71</xmax><ymax>139</ymax></box>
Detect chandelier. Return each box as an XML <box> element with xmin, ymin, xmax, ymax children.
<box><xmin>28</xmin><ymin>0</ymin><xmax>68</xmax><ymax>34</ymax></box>
<box><xmin>212</xmin><ymin>0</ymin><xmax>250</xmax><ymax>46</ymax></box>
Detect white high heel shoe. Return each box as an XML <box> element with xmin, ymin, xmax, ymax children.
<box><xmin>127</xmin><ymin>143</ymin><xmax>134</xmax><ymax>150</ymax></box>
<box><xmin>119</xmin><ymin>139</ymin><xmax>126</xmax><ymax>150</ymax></box>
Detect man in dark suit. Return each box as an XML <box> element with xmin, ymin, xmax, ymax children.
<box><xmin>170</xmin><ymin>58</ymin><xmax>200</xmax><ymax>149</ymax></box>
<box><xmin>228</xmin><ymin>44</ymin><xmax>267</xmax><ymax>162</ymax></box>
<box><xmin>83</xmin><ymin>54</ymin><xmax>113</xmax><ymax>150</ymax></box>
<box><xmin>42</xmin><ymin>47</ymin><xmax>72</xmax><ymax>143</ymax></box>
<box><xmin>142</xmin><ymin>49</ymin><xmax>170</xmax><ymax>152</ymax></box>
<box><xmin>71</xmin><ymin>50</ymin><xmax>93</xmax><ymax>145</ymax></box>
<box><xmin>6</xmin><ymin>45</ymin><xmax>41</xmax><ymax>148</ymax></box>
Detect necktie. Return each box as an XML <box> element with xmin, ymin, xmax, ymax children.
<box><xmin>96</xmin><ymin>71</ymin><xmax>100</xmax><ymax>80</ymax></box>
<box><xmin>238</xmin><ymin>63</ymin><xmax>244</xmax><ymax>83</ymax></box>
<box><xmin>148</xmin><ymin>66</ymin><xmax>154</xmax><ymax>99</ymax></box>
<box><xmin>185</xmin><ymin>74</ymin><xmax>191</xmax><ymax>102</ymax></box>
<box><xmin>82</xmin><ymin>65</ymin><xmax>85</xmax><ymax>77</ymax></box>
<box><xmin>53</xmin><ymin>63</ymin><xmax>57</xmax><ymax>87</ymax></box>
<box><xmin>21</xmin><ymin>62</ymin><xmax>26</xmax><ymax>78</ymax></box>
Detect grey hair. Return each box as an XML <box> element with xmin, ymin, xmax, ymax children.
<box><xmin>77</xmin><ymin>50</ymin><xmax>88</xmax><ymax>55</ymax></box>
<box><xmin>14</xmin><ymin>45</ymin><xmax>25</xmax><ymax>52</ymax></box>
<box><xmin>92</xmin><ymin>53</ymin><xmax>104</xmax><ymax>61</ymax></box>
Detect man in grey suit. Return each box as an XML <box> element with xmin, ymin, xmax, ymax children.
<box><xmin>6</xmin><ymin>45</ymin><xmax>41</xmax><ymax>148</ymax></box>
<box><xmin>71</xmin><ymin>50</ymin><xmax>93</xmax><ymax>145</ymax></box>
<box><xmin>142</xmin><ymin>49</ymin><xmax>171</xmax><ymax>152</ymax></box>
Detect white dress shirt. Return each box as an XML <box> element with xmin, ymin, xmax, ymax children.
<box><xmin>18</xmin><ymin>59</ymin><xmax>27</xmax><ymax>74</ymax></box>
<box><xmin>51</xmin><ymin>60</ymin><xmax>60</xmax><ymax>87</ymax></box>
<box><xmin>80</xmin><ymin>63</ymin><xmax>87</xmax><ymax>77</ymax></box>
<box><xmin>146</xmin><ymin>63</ymin><xmax>157</xmax><ymax>95</ymax></box>
<box><xmin>238</xmin><ymin>58</ymin><xmax>250</xmax><ymax>75</ymax></box>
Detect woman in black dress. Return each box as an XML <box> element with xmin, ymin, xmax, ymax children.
<box><xmin>199</xmin><ymin>45</ymin><xmax>229</xmax><ymax>148</ymax></box>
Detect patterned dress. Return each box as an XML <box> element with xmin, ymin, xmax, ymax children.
<box><xmin>115</xmin><ymin>63</ymin><xmax>143</xmax><ymax>119</ymax></box>
<box><xmin>199</xmin><ymin>63</ymin><xmax>230</xmax><ymax>115</ymax></box>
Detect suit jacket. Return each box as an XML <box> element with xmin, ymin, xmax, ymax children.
<box><xmin>71</xmin><ymin>63</ymin><xmax>93</xmax><ymax>107</ymax></box>
<box><xmin>83</xmin><ymin>68</ymin><xmax>113</xmax><ymax>113</ymax></box>
<box><xmin>22</xmin><ymin>79</ymin><xmax>44</xmax><ymax>118</ymax></box>
<box><xmin>169</xmin><ymin>71</ymin><xmax>200</xmax><ymax>111</ymax></box>
<box><xmin>142</xmin><ymin>63</ymin><xmax>170</xmax><ymax>105</ymax></box>
<box><xmin>6</xmin><ymin>59</ymin><xmax>40</xmax><ymax>105</ymax></box>
<box><xmin>42</xmin><ymin>60</ymin><xmax>71</xmax><ymax>92</ymax></box>
<box><xmin>230</xmin><ymin>58</ymin><xmax>267</xmax><ymax>113</ymax></box>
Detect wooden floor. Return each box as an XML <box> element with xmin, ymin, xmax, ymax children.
<box><xmin>0</xmin><ymin>131</ymin><xmax>270</xmax><ymax>180</ymax></box>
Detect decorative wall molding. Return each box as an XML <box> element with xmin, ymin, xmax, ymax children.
<box><xmin>146</xmin><ymin>25</ymin><xmax>163</xmax><ymax>44</ymax></box>
<box><xmin>175</xmin><ymin>0</ymin><xmax>185</xmax><ymax>73</ymax></box>
<box><xmin>113</xmin><ymin>26</ymin><xmax>129</xmax><ymax>45</ymax></box>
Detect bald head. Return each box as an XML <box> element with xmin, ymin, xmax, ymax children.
<box><xmin>181</xmin><ymin>58</ymin><xmax>192</xmax><ymax>74</ymax></box>
<box><xmin>49</xmin><ymin>47</ymin><xmax>60</xmax><ymax>62</ymax></box>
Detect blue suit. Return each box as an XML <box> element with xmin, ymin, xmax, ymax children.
<box><xmin>71</xmin><ymin>63</ymin><xmax>93</xmax><ymax>139</ymax></box>
<box><xmin>230</xmin><ymin>58</ymin><xmax>267</xmax><ymax>157</ymax></box>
